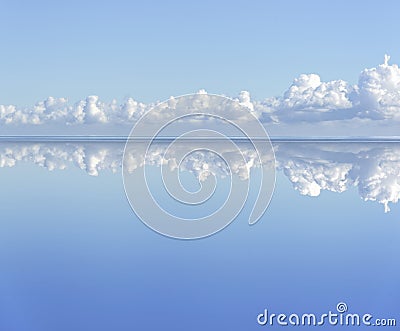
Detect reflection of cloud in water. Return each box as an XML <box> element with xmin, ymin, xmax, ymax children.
<box><xmin>0</xmin><ymin>142</ymin><xmax>122</xmax><ymax>176</ymax></box>
<box><xmin>275</xmin><ymin>143</ymin><xmax>400</xmax><ymax>212</ymax></box>
<box><xmin>1</xmin><ymin>141</ymin><xmax>399</xmax><ymax>211</ymax></box>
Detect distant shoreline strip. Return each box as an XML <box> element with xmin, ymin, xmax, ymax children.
<box><xmin>1</xmin><ymin>136</ymin><xmax>400</xmax><ymax>143</ymax></box>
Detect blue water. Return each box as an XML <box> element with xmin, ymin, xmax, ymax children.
<box><xmin>0</xmin><ymin>140</ymin><xmax>398</xmax><ymax>330</ymax></box>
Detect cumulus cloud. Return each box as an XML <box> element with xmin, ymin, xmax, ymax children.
<box><xmin>356</xmin><ymin>54</ymin><xmax>400</xmax><ymax>119</ymax></box>
<box><xmin>275</xmin><ymin>142</ymin><xmax>400</xmax><ymax>212</ymax></box>
<box><xmin>123</xmin><ymin>140</ymin><xmax>268</xmax><ymax>181</ymax></box>
<box><xmin>0</xmin><ymin>141</ymin><xmax>265</xmax><ymax>180</ymax></box>
<box><xmin>264</xmin><ymin>74</ymin><xmax>354</xmax><ymax>121</ymax></box>
<box><xmin>263</xmin><ymin>55</ymin><xmax>400</xmax><ymax>123</ymax></box>
<box><xmin>0</xmin><ymin>142</ymin><xmax>123</xmax><ymax>176</ymax></box>
<box><xmin>1</xmin><ymin>141</ymin><xmax>399</xmax><ymax>212</ymax></box>
<box><xmin>0</xmin><ymin>96</ymin><xmax>150</xmax><ymax>126</ymax></box>
<box><xmin>1</xmin><ymin>56</ymin><xmax>400</xmax><ymax>134</ymax></box>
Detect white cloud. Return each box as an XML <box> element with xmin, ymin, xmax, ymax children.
<box><xmin>1</xmin><ymin>141</ymin><xmax>399</xmax><ymax>212</ymax></box>
<box><xmin>266</xmin><ymin>74</ymin><xmax>353</xmax><ymax>115</ymax></box>
<box><xmin>356</xmin><ymin>54</ymin><xmax>400</xmax><ymax>119</ymax></box>
<box><xmin>0</xmin><ymin>96</ymin><xmax>151</xmax><ymax>127</ymax></box>
<box><xmin>0</xmin><ymin>142</ymin><xmax>122</xmax><ymax>176</ymax></box>
<box><xmin>275</xmin><ymin>142</ymin><xmax>400</xmax><ymax>212</ymax></box>
<box><xmin>238</xmin><ymin>91</ymin><xmax>254</xmax><ymax>112</ymax></box>
<box><xmin>263</xmin><ymin>55</ymin><xmax>400</xmax><ymax>124</ymax></box>
<box><xmin>1</xmin><ymin>56</ymin><xmax>400</xmax><ymax>134</ymax></box>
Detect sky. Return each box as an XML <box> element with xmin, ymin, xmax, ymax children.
<box><xmin>1</xmin><ymin>2</ymin><xmax>399</xmax><ymax>329</ymax></box>
<box><xmin>1</xmin><ymin>0</ymin><xmax>400</xmax><ymax>106</ymax></box>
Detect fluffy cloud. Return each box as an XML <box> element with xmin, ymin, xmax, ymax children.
<box><xmin>1</xmin><ymin>56</ymin><xmax>400</xmax><ymax>131</ymax></box>
<box><xmin>265</xmin><ymin>74</ymin><xmax>353</xmax><ymax>118</ymax></box>
<box><xmin>1</xmin><ymin>141</ymin><xmax>399</xmax><ymax>212</ymax></box>
<box><xmin>275</xmin><ymin>142</ymin><xmax>400</xmax><ymax>212</ymax></box>
<box><xmin>264</xmin><ymin>55</ymin><xmax>400</xmax><ymax>123</ymax></box>
<box><xmin>356</xmin><ymin>55</ymin><xmax>400</xmax><ymax>119</ymax></box>
<box><xmin>0</xmin><ymin>96</ymin><xmax>150</xmax><ymax>126</ymax></box>
<box><xmin>0</xmin><ymin>141</ymin><xmax>264</xmax><ymax>180</ymax></box>
<box><xmin>0</xmin><ymin>142</ymin><xmax>123</xmax><ymax>176</ymax></box>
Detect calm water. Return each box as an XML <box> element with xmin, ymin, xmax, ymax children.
<box><xmin>0</xmin><ymin>139</ymin><xmax>399</xmax><ymax>330</ymax></box>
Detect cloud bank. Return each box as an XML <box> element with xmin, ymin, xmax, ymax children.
<box><xmin>0</xmin><ymin>95</ymin><xmax>149</xmax><ymax>126</ymax></box>
<box><xmin>1</xmin><ymin>56</ymin><xmax>400</xmax><ymax>136</ymax></box>
<box><xmin>1</xmin><ymin>141</ymin><xmax>399</xmax><ymax>212</ymax></box>
<box><xmin>275</xmin><ymin>142</ymin><xmax>400</xmax><ymax>213</ymax></box>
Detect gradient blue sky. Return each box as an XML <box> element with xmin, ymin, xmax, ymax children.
<box><xmin>1</xmin><ymin>0</ymin><xmax>400</xmax><ymax>105</ymax></box>
<box><xmin>1</xmin><ymin>3</ymin><xmax>399</xmax><ymax>329</ymax></box>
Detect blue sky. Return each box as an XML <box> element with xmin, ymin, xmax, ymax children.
<box><xmin>1</xmin><ymin>0</ymin><xmax>400</xmax><ymax>106</ymax></box>
<box><xmin>1</xmin><ymin>3</ymin><xmax>399</xmax><ymax>329</ymax></box>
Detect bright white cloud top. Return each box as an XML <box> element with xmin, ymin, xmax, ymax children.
<box><xmin>1</xmin><ymin>56</ymin><xmax>400</xmax><ymax>136</ymax></box>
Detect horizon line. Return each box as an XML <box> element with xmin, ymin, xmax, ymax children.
<box><xmin>1</xmin><ymin>135</ymin><xmax>400</xmax><ymax>143</ymax></box>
